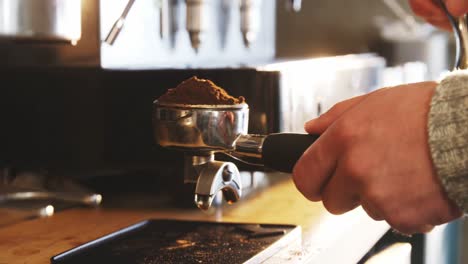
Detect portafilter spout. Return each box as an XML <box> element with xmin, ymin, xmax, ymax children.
<box><xmin>192</xmin><ymin>157</ymin><xmax>242</xmax><ymax>210</ymax></box>
<box><xmin>182</xmin><ymin>153</ymin><xmax>242</xmax><ymax>210</ymax></box>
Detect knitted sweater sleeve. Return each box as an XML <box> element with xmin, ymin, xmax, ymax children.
<box><xmin>428</xmin><ymin>70</ymin><xmax>468</xmax><ymax>213</ymax></box>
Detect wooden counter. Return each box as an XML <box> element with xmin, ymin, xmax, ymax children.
<box><xmin>0</xmin><ymin>179</ymin><xmax>389</xmax><ymax>264</ymax></box>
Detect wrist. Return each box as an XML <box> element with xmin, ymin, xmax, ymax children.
<box><xmin>428</xmin><ymin>70</ymin><xmax>468</xmax><ymax>213</ymax></box>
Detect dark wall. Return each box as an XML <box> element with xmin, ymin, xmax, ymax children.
<box><xmin>0</xmin><ymin>68</ymin><xmax>280</xmax><ymax>177</ymax></box>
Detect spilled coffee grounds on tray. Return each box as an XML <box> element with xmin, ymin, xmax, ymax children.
<box><xmin>157</xmin><ymin>76</ymin><xmax>246</xmax><ymax>105</ymax></box>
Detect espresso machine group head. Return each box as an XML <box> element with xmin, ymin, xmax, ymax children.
<box><xmin>153</xmin><ymin>101</ymin><xmax>318</xmax><ymax>210</ymax></box>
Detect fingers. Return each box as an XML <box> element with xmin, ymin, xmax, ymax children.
<box><xmin>409</xmin><ymin>0</ymin><xmax>452</xmax><ymax>30</ymax></box>
<box><xmin>425</xmin><ymin>17</ymin><xmax>452</xmax><ymax>31</ymax></box>
<box><xmin>292</xmin><ymin>129</ymin><xmax>338</xmax><ymax>202</ymax></box>
<box><xmin>322</xmin><ymin>179</ymin><xmax>359</xmax><ymax>215</ymax></box>
<box><xmin>385</xmin><ymin>209</ymin><xmax>436</xmax><ymax>235</ymax></box>
<box><xmin>361</xmin><ymin>201</ymin><xmax>384</xmax><ymax>221</ymax></box>
<box><xmin>447</xmin><ymin>0</ymin><xmax>468</xmax><ymax>16</ymax></box>
<box><xmin>393</xmin><ymin>225</ymin><xmax>434</xmax><ymax>236</ymax></box>
<box><xmin>409</xmin><ymin>0</ymin><xmax>446</xmax><ymax>18</ymax></box>
<box><xmin>409</xmin><ymin>0</ymin><xmax>468</xmax><ymax>31</ymax></box>
<box><xmin>429</xmin><ymin>193</ymin><xmax>463</xmax><ymax>225</ymax></box>
<box><xmin>304</xmin><ymin>94</ymin><xmax>368</xmax><ymax>134</ymax></box>
<box><xmin>321</xmin><ymin>163</ymin><xmax>360</xmax><ymax>215</ymax></box>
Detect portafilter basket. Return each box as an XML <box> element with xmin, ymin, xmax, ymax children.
<box><xmin>153</xmin><ymin>102</ymin><xmax>249</xmax><ymax>154</ymax></box>
<box><xmin>153</xmin><ymin>101</ymin><xmax>319</xmax><ymax>174</ymax></box>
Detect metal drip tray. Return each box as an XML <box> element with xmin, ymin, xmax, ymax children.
<box><xmin>51</xmin><ymin>219</ymin><xmax>301</xmax><ymax>264</ymax></box>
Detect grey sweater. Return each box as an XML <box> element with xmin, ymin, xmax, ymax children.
<box><xmin>429</xmin><ymin>70</ymin><xmax>468</xmax><ymax>213</ymax></box>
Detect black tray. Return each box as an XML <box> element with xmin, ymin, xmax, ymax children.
<box><xmin>51</xmin><ymin>219</ymin><xmax>301</xmax><ymax>264</ymax></box>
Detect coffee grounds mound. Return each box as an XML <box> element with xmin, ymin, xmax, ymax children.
<box><xmin>157</xmin><ymin>76</ymin><xmax>245</xmax><ymax>105</ymax></box>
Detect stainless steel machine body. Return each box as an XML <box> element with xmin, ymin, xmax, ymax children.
<box><xmin>0</xmin><ymin>0</ymin><xmax>82</xmax><ymax>43</ymax></box>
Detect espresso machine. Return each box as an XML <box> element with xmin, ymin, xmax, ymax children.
<box><xmin>0</xmin><ymin>0</ymin><xmax>386</xmax><ymax>212</ymax></box>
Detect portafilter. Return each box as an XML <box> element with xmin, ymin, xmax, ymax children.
<box><xmin>153</xmin><ymin>101</ymin><xmax>318</xmax><ymax>210</ymax></box>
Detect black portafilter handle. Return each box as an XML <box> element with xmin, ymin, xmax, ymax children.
<box><xmin>261</xmin><ymin>133</ymin><xmax>320</xmax><ymax>173</ymax></box>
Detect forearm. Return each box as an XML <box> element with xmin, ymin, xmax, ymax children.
<box><xmin>428</xmin><ymin>70</ymin><xmax>468</xmax><ymax>213</ymax></box>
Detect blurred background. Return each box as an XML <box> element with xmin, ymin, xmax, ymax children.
<box><xmin>0</xmin><ymin>1</ymin><xmax>463</xmax><ymax>263</ymax></box>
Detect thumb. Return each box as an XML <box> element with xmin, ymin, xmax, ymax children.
<box><xmin>447</xmin><ymin>0</ymin><xmax>468</xmax><ymax>16</ymax></box>
<box><xmin>305</xmin><ymin>94</ymin><xmax>368</xmax><ymax>134</ymax></box>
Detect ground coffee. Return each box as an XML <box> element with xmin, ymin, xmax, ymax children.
<box><xmin>157</xmin><ymin>76</ymin><xmax>245</xmax><ymax>105</ymax></box>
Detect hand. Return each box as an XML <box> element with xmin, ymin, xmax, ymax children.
<box><xmin>409</xmin><ymin>0</ymin><xmax>468</xmax><ymax>30</ymax></box>
<box><xmin>292</xmin><ymin>82</ymin><xmax>462</xmax><ymax>235</ymax></box>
